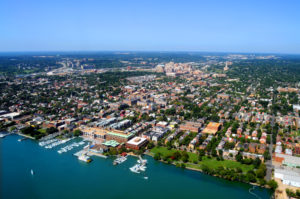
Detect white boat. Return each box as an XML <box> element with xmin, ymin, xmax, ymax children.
<box><xmin>78</xmin><ymin>155</ymin><xmax>92</xmax><ymax>163</ymax></box>
<box><xmin>130</xmin><ymin>163</ymin><xmax>147</xmax><ymax>173</ymax></box>
<box><xmin>144</xmin><ymin>176</ymin><xmax>148</xmax><ymax>180</ymax></box>
<box><xmin>41</xmin><ymin>138</ymin><xmax>59</xmax><ymax>147</ymax></box>
<box><xmin>113</xmin><ymin>156</ymin><xmax>127</xmax><ymax>165</ymax></box>
<box><xmin>31</xmin><ymin>169</ymin><xmax>34</xmax><ymax>175</ymax></box>
<box><xmin>139</xmin><ymin>165</ymin><xmax>147</xmax><ymax>171</ymax></box>
<box><xmin>130</xmin><ymin>165</ymin><xmax>140</xmax><ymax>173</ymax></box>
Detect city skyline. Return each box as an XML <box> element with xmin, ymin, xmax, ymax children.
<box><xmin>1</xmin><ymin>0</ymin><xmax>300</xmax><ymax>54</ymax></box>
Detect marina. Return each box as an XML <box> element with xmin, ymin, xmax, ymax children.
<box><xmin>39</xmin><ymin>138</ymin><xmax>58</xmax><ymax>147</ymax></box>
<box><xmin>45</xmin><ymin>138</ymin><xmax>71</xmax><ymax>149</ymax></box>
<box><xmin>57</xmin><ymin>141</ymin><xmax>86</xmax><ymax>154</ymax></box>
<box><xmin>38</xmin><ymin>136</ymin><xmax>86</xmax><ymax>153</ymax></box>
<box><xmin>129</xmin><ymin>157</ymin><xmax>148</xmax><ymax>173</ymax></box>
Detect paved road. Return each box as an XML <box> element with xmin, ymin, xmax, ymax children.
<box><xmin>265</xmin><ymin>93</ymin><xmax>276</xmax><ymax>181</ymax></box>
<box><xmin>265</xmin><ymin>160</ymin><xmax>273</xmax><ymax>181</ymax></box>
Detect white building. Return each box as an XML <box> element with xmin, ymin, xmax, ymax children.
<box><xmin>283</xmin><ymin>175</ymin><xmax>300</xmax><ymax>188</ymax></box>
<box><xmin>275</xmin><ymin>168</ymin><xmax>300</xmax><ymax>188</ymax></box>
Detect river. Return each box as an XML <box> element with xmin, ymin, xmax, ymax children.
<box><xmin>0</xmin><ymin>134</ymin><xmax>272</xmax><ymax>199</ymax></box>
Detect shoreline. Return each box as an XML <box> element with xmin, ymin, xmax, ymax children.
<box><xmin>17</xmin><ymin>132</ymin><xmax>36</xmax><ymax>140</ymax></box>
<box><xmin>143</xmin><ymin>152</ymin><xmax>271</xmax><ymax>190</ymax></box>
<box><xmin>0</xmin><ymin>131</ymin><xmax>35</xmax><ymax>140</ymax></box>
<box><xmin>1</xmin><ymin>134</ymin><xmax>273</xmax><ymax>199</ymax></box>
<box><xmin>7</xmin><ymin>133</ymin><xmax>274</xmax><ymax>195</ymax></box>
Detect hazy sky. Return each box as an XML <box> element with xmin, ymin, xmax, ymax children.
<box><xmin>1</xmin><ymin>0</ymin><xmax>300</xmax><ymax>53</ymax></box>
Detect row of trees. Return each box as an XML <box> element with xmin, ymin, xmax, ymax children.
<box><xmin>286</xmin><ymin>189</ymin><xmax>300</xmax><ymax>199</ymax></box>
<box><xmin>21</xmin><ymin>126</ymin><xmax>57</xmax><ymax>139</ymax></box>
<box><xmin>20</xmin><ymin>126</ymin><xmax>82</xmax><ymax>140</ymax></box>
<box><xmin>201</xmin><ymin>164</ymin><xmax>277</xmax><ymax>189</ymax></box>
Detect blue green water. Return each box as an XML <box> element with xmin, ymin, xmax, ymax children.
<box><xmin>1</xmin><ymin>135</ymin><xmax>272</xmax><ymax>199</ymax></box>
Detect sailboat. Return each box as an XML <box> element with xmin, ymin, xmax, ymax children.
<box><xmin>31</xmin><ymin>169</ymin><xmax>34</xmax><ymax>175</ymax></box>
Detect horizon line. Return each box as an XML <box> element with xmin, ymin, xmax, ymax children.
<box><xmin>0</xmin><ymin>50</ymin><xmax>300</xmax><ymax>56</ymax></box>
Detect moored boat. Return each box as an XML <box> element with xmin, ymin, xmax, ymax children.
<box><xmin>129</xmin><ymin>165</ymin><xmax>140</xmax><ymax>173</ymax></box>
<box><xmin>113</xmin><ymin>156</ymin><xmax>127</xmax><ymax>165</ymax></box>
<box><xmin>78</xmin><ymin>155</ymin><xmax>92</xmax><ymax>163</ymax></box>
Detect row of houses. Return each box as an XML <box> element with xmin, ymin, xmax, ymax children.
<box><xmin>188</xmin><ymin>133</ymin><xmax>202</xmax><ymax>150</ymax></box>
<box><xmin>165</xmin><ymin>130</ymin><xmax>180</xmax><ymax>144</ymax></box>
<box><xmin>142</xmin><ymin>126</ymin><xmax>169</xmax><ymax>142</ymax></box>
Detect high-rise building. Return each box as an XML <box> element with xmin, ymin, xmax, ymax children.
<box><xmin>224</xmin><ymin>61</ymin><xmax>229</xmax><ymax>71</ymax></box>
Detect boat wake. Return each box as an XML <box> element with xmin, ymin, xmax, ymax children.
<box><xmin>248</xmin><ymin>186</ymin><xmax>261</xmax><ymax>199</ymax></box>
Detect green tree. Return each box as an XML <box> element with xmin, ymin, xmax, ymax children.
<box><xmin>46</xmin><ymin>127</ymin><xmax>58</xmax><ymax>134</ymax></box>
<box><xmin>253</xmin><ymin>157</ymin><xmax>261</xmax><ymax>168</ymax></box>
<box><xmin>199</xmin><ymin>149</ymin><xmax>205</xmax><ymax>156</ymax></box>
<box><xmin>73</xmin><ymin>129</ymin><xmax>82</xmax><ymax>137</ymax></box>
<box><xmin>246</xmin><ymin>172</ymin><xmax>256</xmax><ymax>183</ymax></box>
<box><xmin>181</xmin><ymin>151</ymin><xmax>189</xmax><ymax>163</ymax></box>
<box><xmin>235</xmin><ymin>153</ymin><xmax>243</xmax><ymax>162</ymax></box>
<box><xmin>154</xmin><ymin>153</ymin><xmax>161</xmax><ymax>160</ymax></box>
<box><xmin>256</xmin><ymin>169</ymin><xmax>265</xmax><ymax>179</ymax></box>
<box><xmin>267</xmin><ymin>180</ymin><xmax>278</xmax><ymax>190</ymax></box>
<box><xmin>180</xmin><ymin>163</ymin><xmax>186</xmax><ymax>169</ymax></box>
<box><xmin>147</xmin><ymin>141</ymin><xmax>155</xmax><ymax>149</ymax></box>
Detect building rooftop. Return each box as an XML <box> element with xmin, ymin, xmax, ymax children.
<box><xmin>127</xmin><ymin>137</ymin><xmax>147</xmax><ymax>146</ymax></box>
<box><xmin>103</xmin><ymin>140</ymin><xmax>119</xmax><ymax>147</ymax></box>
<box><xmin>276</xmin><ymin>153</ymin><xmax>300</xmax><ymax>165</ymax></box>
<box><xmin>202</xmin><ymin>122</ymin><xmax>221</xmax><ymax>134</ymax></box>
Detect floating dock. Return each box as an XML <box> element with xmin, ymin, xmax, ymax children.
<box><xmin>73</xmin><ymin>150</ymin><xmax>87</xmax><ymax>157</ymax></box>
<box><xmin>87</xmin><ymin>151</ymin><xmax>108</xmax><ymax>159</ymax></box>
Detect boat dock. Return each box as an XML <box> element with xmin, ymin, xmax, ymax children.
<box><xmin>87</xmin><ymin>151</ymin><xmax>108</xmax><ymax>159</ymax></box>
<box><xmin>73</xmin><ymin>150</ymin><xmax>87</xmax><ymax>157</ymax></box>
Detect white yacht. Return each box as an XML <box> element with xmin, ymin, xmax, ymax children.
<box><xmin>129</xmin><ymin>165</ymin><xmax>140</xmax><ymax>173</ymax></box>
<box><xmin>78</xmin><ymin>155</ymin><xmax>92</xmax><ymax>163</ymax></box>
<box><xmin>113</xmin><ymin>156</ymin><xmax>127</xmax><ymax>165</ymax></box>
<box><xmin>139</xmin><ymin>165</ymin><xmax>147</xmax><ymax>171</ymax></box>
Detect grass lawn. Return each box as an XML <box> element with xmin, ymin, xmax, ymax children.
<box><xmin>151</xmin><ymin>146</ymin><xmax>198</xmax><ymax>161</ymax></box>
<box><xmin>37</xmin><ymin>128</ymin><xmax>47</xmax><ymax>134</ymax></box>
<box><xmin>150</xmin><ymin>146</ymin><xmax>254</xmax><ymax>173</ymax></box>
<box><xmin>187</xmin><ymin>158</ymin><xmax>254</xmax><ymax>172</ymax></box>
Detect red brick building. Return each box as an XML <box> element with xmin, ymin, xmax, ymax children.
<box><xmin>126</xmin><ymin>137</ymin><xmax>148</xmax><ymax>150</ymax></box>
<box><xmin>180</xmin><ymin>122</ymin><xmax>202</xmax><ymax>133</ymax></box>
